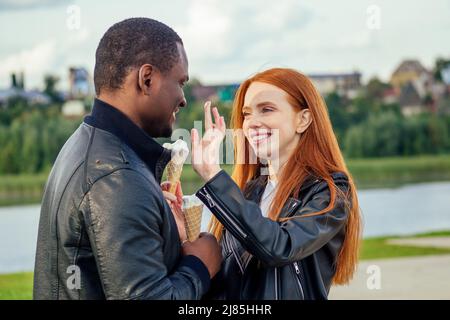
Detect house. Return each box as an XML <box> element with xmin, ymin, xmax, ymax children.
<box><xmin>390</xmin><ymin>59</ymin><xmax>432</xmax><ymax>90</ymax></box>
<box><xmin>0</xmin><ymin>87</ymin><xmax>50</xmax><ymax>108</ymax></box>
<box><xmin>68</xmin><ymin>67</ymin><xmax>92</xmax><ymax>99</ymax></box>
<box><xmin>398</xmin><ymin>82</ymin><xmax>423</xmax><ymax>116</ymax></box>
<box><xmin>308</xmin><ymin>72</ymin><xmax>362</xmax><ymax>98</ymax></box>
<box><xmin>62</xmin><ymin>99</ymin><xmax>86</xmax><ymax>118</ymax></box>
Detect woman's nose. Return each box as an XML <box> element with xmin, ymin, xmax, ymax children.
<box><xmin>247</xmin><ymin>117</ymin><xmax>263</xmax><ymax>129</ymax></box>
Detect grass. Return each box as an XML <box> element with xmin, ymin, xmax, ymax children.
<box><xmin>1</xmin><ymin>230</ymin><xmax>450</xmax><ymax>300</ymax></box>
<box><xmin>347</xmin><ymin>154</ymin><xmax>450</xmax><ymax>189</ymax></box>
<box><xmin>360</xmin><ymin>230</ymin><xmax>450</xmax><ymax>260</ymax></box>
<box><xmin>0</xmin><ymin>272</ymin><xmax>33</xmax><ymax>300</ymax></box>
<box><xmin>0</xmin><ymin>173</ymin><xmax>48</xmax><ymax>207</ymax></box>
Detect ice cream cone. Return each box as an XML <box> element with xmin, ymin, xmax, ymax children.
<box><xmin>184</xmin><ymin>204</ymin><xmax>203</xmax><ymax>242</ymax></box>
<box><xmin>182</xmin><ymin>195</ymin><xmax>204</xmax><ymax>242</ymax></box>
<box><xmin>163</xmin><ymin>139</ymin><xmax>189</xmax><ymax>195</ymax></box>
<box><xmin>166</xmin><ymin>160</ymin><xmax>183</xmax><ymax>194</ymax></box>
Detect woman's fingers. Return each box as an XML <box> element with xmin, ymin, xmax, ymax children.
<box><xmin>175</xmin><ymin>182</ymin><xmax>183</xmax><ymax>206</ymax></box>
<box><xmin>212</xmin><ymin>106</ymin><xmax>221</xmax><ymax>129</ymax></box>
<box><xmin>191</xmin><ymin>128</ymin><xmax>200</xmax><ymax>165</ymax></box>
<box><xmin>204</xmin><ymin>101</ymin><xmax>212</xmax><ymax>132</ymax></box>
<box><xmin>162</xmin><ymin>190</ymin><xmax>177</xmax><ymax>203</ymax></box>
<box><xmin>219</xmin><ymin>116</ymin><xmax>226</xmax><ymax>133</ymax></box>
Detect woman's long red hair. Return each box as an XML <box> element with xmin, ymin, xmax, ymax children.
<box><xmin>208</xmin><ymin>68</ymin><xmax>362</xmax><ymax>285</ymax></box>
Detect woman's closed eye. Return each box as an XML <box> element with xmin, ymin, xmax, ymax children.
<box><xmin>262</xmin><ymin>107</ymin><xmax>273</xmax><ymax>113</ymax></box>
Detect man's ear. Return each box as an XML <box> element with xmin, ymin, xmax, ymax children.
<box><xmin>137</xmin><ymin>64</ymin><xmax>154</xmax><ymax>95</ymax></box>
<box><xmin>296</xmin><ymin>108</ymin><xmax>312</xmax><ymax>134</ymax></box>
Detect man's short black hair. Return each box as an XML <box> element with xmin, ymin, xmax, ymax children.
<box><xmin>94</xmin><ymin>17</ymin><xmax>183</xmax><ymax>95</ymax></box>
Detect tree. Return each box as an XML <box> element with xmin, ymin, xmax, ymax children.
<box><xmin>43</xmin><ymin>74</ymin><xmax>63</xmax><ymax>103</ymax></box>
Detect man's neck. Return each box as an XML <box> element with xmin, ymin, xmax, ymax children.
<box><xmin>97</xmin><ymin>93</ymin><xmax>143</xmax><ymax>130</ymax></box>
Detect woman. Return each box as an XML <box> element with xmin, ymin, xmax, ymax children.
<box><xmin>167</xmin><ymin>68</ymin><xmax>362</xmax><ymax>300</ymax></box>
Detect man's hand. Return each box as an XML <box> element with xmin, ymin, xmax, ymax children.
<box><xmin>161</xmin><ymin>181</ymin><xmax>187</xmax><ymax>243</ymax></box>
<box><xmin>182</xmin><ymin>232</ymin><xmax>222</xmax><ymax>278</ymax></box>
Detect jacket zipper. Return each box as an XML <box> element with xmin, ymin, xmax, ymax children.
<box><xmin>225</xmin><ymin>231</ymin><xmax>244</xmax><ymax>274</ymax></box>
<box><xmin>292</xmin><ymin>261</ymin><xmax>305</xmax><ymax>300</ymax></box>
<box><xmin>198</xmin><ymin>187</ymin><xmax>247</xmax><ymax>239</ymax></box>
<box><xmin>274</xmin><ymin>267</ymin><xmax>279</xmax><ymax>300</ymax></box>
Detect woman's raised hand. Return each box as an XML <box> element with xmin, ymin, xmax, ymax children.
<box><xmin>191</xmin><ymin>101</ymin><xmax>226</xmax><ymax>182</ymax></box>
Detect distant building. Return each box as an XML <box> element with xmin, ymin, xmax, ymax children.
<box><xmin>308</xmin><ymin>72</ymin><xmax>362</xmax><ymax>98</ymax></box>
<box><xmin>390</xmin><ymin>59</ymin><xmax>432</xmax><ymax>90</ymax></box>
<box><xmin>0</xmin><ymin>73</ymin><xmax>51</xmax><ymax>108</ymax></box>
<box><xmin>389</xmin><ymin>59</ymin><xmax>444</xmax><ymax>115</ymax></box>
<box><xmin>398</xmin><ymin>82</ymin><xmax>424</xmax><ymax>116</ymax></box>
<box><xmin>382</xmin><ymin>88</ymin><xmax>399</xmax><ymax>105</ymax></box>
<box><xmin>441</xmin><ymin>65</ymin><xmax>450</xmax><ymax>85</ymax></box>
<box><xmin>190</xmin><ymin>72</ymin><xmax>362</xmax><ymax>103</ymax></box>
<box><xmin>68</xmin><ymin>67</ymin><xmax>92</xmax><ymax>99</ymax></box>
<box><xmin>62</xmin><ymin>100</ymin><xmax>86</xmax><ymax>118</ymax></box>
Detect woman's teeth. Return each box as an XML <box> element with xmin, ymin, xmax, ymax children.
<box><xmin>252</xmin><ymin>133</ymin><xmax>271</xmax><ymax>144</ymax></box>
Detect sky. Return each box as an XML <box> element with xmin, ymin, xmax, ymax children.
<box><xmin>0</xmin><ymin>0</ymin><xmax>449</xmax><ymax>90</ymax></box>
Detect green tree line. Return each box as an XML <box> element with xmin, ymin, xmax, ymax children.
<box><xmin>1</xmin><ymin>87</ymin><xmax>450</xmax><ymax>175</ymax></box>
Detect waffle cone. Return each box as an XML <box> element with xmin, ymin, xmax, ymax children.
<box><xmin>184</xmin><ymin>204</ymin><xmax>203</xmax><ymax>242</ymax></box>
<box><xmin>166</xmin><ymin>160</ymin><xmax>183</xmax><ymax>194</ymax></box>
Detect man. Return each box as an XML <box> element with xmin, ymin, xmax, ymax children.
<box><xmin>33</xmin><ymin>18</ymin><xmax>222</xmax><ymax>300</ymax></box>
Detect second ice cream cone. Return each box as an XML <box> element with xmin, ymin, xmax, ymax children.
<box><xmin>184</xmin><ymin>203</ymin><xmax>203</xmax><ymax>242</ymax></box>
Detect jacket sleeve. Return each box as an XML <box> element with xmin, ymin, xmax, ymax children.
<box><xmin>196</xmin><ymin>170</ymin><xmax>349</xmax><ymax>267</ymax></box>
<box><xmin>81</xmin><ymin>168</ymin><xmax>210</xmax><ymax>300</ymax></box>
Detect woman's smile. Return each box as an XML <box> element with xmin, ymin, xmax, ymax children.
<box><xmin>248</xmin><ymin>129</ymin><xmax>273</xmax><ymax>146</ymax></box>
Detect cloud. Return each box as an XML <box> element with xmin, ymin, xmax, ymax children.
<box><xmin>177</xmin><ymin>0</ymin><xmax>315</xmax><ymax>83</ymax></box>
<box><xmin>0</xmin><ymin>0</ymin><xmax>71</xmax><ymax>11</ymax></box>
<box><xmin>0</xmin><ymin>26</ymin><xmax>92</xmax><ymax>89</ymax></box>
<box><xmin>0</xmin><ymin>40</ymin><xmax>56</xmax><ymax>87</ymax></box>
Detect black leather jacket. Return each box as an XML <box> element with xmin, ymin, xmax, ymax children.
<box><xmin>197</xmin><ymin>170</ymin><xmax>350</xmax><ymax>300</ymax></box>
<box><xmin>33</xmin><ymin>99</ymin><xmax>210</xmax><ymax>300</ymax></box>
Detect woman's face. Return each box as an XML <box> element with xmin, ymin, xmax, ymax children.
<box><xmin>242</xmin><ymin>82</ymin><xmax>311</xmax><ymax>166</ymax></box>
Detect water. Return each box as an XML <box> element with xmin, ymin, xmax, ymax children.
<box><xmin>1</xmin><ymin>181</ymin><xmax>450</xmax><ymax>274</ymax></box>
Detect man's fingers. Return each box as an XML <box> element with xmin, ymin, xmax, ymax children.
<box><xmin>161</xmin><ymin>181</ymin><xmax>171</xmax><ymax>191</ymax></box>
<box><xmin>204</xmin><ymin>101</ymin><xmax>212</xmax><ymax>132</ymax></box>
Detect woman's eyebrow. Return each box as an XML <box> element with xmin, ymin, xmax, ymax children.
<box><xmin>255</xmin><ymin>101</ymin><xmax>276</xmax><ymax>108</ymax></box>
<box><xmin>242</xmin><ymin>102</ymin><xmax>275</xmax><ymax>111</ymax></box>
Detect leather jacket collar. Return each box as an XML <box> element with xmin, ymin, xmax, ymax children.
<box><xmin>84</xmin><ymin>98</ymin><xmax>171</xmax><ymax>182</ymax></box>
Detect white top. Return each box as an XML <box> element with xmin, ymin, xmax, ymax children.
<box><xmin>199</xmin><ymin>175</ymin><xmax>277</xmax><ymax>231</ymax></box>
<box><xmin>260</xmin><ymin>177</ymin><xmax>277</xmax><ymax>217</ymax></box>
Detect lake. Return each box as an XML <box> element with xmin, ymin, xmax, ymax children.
<box><xmin>1</xmin><ymin>181</ymin><xmax>450</xmax><ymax>274</ymax></box>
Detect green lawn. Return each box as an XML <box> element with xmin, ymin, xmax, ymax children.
<box><xmin>1</xmin><ymin>230</ymin><xmax>450</xmax><ymax>300</ymax></box>
<box><xmin>347</xmin><ymin>154</ymin><xmax>450</xmax><ymax>189</ymax></box>
<box><xmin>360</xmin><ymin>230</ymin><xmax>450</xmax><ymax>260</ymax></box>
<box><xmin>0</xmin><ymin>272</ymin><xmax>33</xmax><ymax>300</ymax></box>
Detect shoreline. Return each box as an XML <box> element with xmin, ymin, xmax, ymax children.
<box><xmin>1</xmin><ymin>154</ymin><xmax>450</xmax><ymax>207</ymax></box>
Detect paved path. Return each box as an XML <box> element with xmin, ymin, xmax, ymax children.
<box><xmin>329</xmin><ymin>254</ymin><xmax>450</xmax><ymax>300</ymax></box>
<box><xmin>386</xmin><ymin>236</ymin><xmax>450</xmax><ymax>249</ymax></box>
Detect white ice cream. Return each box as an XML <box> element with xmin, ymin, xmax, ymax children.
<box><xmin>163</xmin><ymin>139</ymin><xmax>189</xmax><ymax>165</ymax></box>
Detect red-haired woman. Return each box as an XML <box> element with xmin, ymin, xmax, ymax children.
<box><xmin>174</xmin><ymin>68</ymin><xmax>361</xmax><ymax>300</ymax></box>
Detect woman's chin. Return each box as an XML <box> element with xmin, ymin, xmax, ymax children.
<box><xmin>253</xmin><ymin>147</ymin><xmax>276</xmax><ymax>162</ymax></box>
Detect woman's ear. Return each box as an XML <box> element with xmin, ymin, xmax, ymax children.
<box><xmin>138</xmin><ymin>64</ymin><xmax>154</xmax><ymax>95</ymax></box>
<box><xmin>296</xmin><ymin>109</ymin><xmax>312</xmax><ymax>134</ymax></box>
